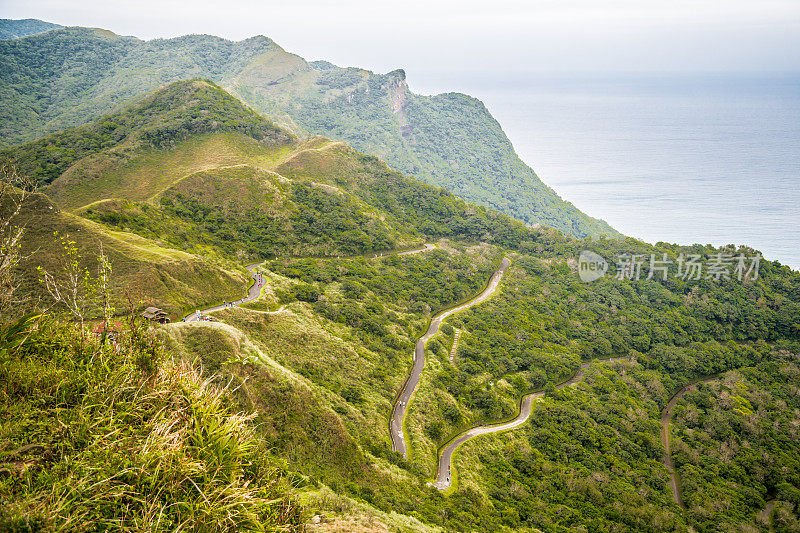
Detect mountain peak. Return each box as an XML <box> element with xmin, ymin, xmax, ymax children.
<box><xmin>387</xmin><ymin>68</ymin><xmax>406</xmax><ymax>80</ymax></box>
<box><xmin>119</xmin><ymin>79</ymin><xmax>293</xmax><ymax>149</ymax></box>
<box><xmin>2</xmin><ymin>79</ymin><xmax>294</xmax><ymax>189</ymax></box>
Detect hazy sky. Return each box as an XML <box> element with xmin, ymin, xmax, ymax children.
<box><xmin>2</xmin><ymin>0</ymin><xmax>799</xmax><ymax>93</ymax></box>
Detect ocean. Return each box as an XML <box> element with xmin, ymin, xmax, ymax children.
<box><xmin>461</xmin><ymin>74</ymin><xmax>800</xmax><ymax>270</ymax></box>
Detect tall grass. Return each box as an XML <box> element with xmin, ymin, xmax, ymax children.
<box><xmin>0</xmin><ymin>316</ymin><xmax>301</xmax><ymax>531</ymax></box>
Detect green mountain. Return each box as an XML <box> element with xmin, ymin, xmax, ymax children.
<box><xmin>0</xmin><ymin>18</ymin><xmax>61</xmax><ymax>39</ymax></box>
<box><xmin>3</xmin><ymin>79</ymin><xmax>800</xmax><ymax>531</ymax></box>
<box><xmin>3</xmin><ymin>187</ymin><xmax>248</xmax><ymax>319</ymax></box>
<box><xmin>0</xmin><ymin>23</ymin><xmax>618</xmax><ymax>238</ymax></box>
<box><xmin>2</xmin><ymin>79</ymin><xmax>541</xmax><ymax>260</ymax></box>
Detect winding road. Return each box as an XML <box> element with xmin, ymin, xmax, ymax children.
<box><xmin>184</xmin><ymin>243</ymin><xmax>436</xmax><ymax>322</ymax></box>
<box><xmin>390</xmin><ymin>258</ymin><xmax>511</xmax><ymax>456</ymax></box>
<box><xmin>399</xmin><ymin>243</ymin><xmax>436</xmax><ymax>255</ymax></box>
<box><xmin>178</xmin><ymin>247</ymin><xmax>714</xmax><ymax>505</ymax></box>
<box><xmin>184</xmin><ymin>263</ymin><xmax>264</xmax><ymax>322</ymax></box>
<box><xmin>660</xmin><ymin>377</ymin><xmax>717</xmax><ymax>507</ymax></box>
<box><xmin>430</xmin><ymin>356</ymin><xmax>629</xmax><ymax>491</ymax></box>
<box><xmin>174</xmin><ymin>246</ymin><xmax>754</xmax><ymax>508</ymax></box>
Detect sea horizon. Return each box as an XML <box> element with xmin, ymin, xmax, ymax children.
<box><xmin>413</xmin><ymin>72</ymin><xmax>800</xmax><ymax>270</ymax></box>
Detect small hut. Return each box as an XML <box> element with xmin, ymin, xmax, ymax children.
<box><xmin>141</xmin><ymin>306</ymin><xmax>170</xmax><ymax>324</ymax></box>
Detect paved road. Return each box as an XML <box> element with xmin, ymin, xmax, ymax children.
<box><xmin>184</xmin><ymin>263</ymin><xmax>263</xmax><ymax>322</ymax></box>
<box><xmin>183</xmin><ymin>243</ymin><xmax>436</xmax><ymax>322</ymax></box>
<box><xmin>399</xmin><ymin>243</ymin><xmax>436</xmax><ymax>255</ymax></box>
<box><xmin>390</xmin><ymin>258</ymin><xmax>510</xmax><ymax>457</ymax></box>
<box><xmin>430</xmin><ymin>356</ymin><xmax>629</xmax><ymax>491</ymax></box>
<box><xmin>660</xmin><ymin>377</ymin><xmax>717</xmax><ymax>507</ymax></box>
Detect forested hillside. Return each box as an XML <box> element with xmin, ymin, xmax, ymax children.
<box><xmin>0</xmin><ymin>20</ymin><xmax>617</xmax><ymax>238</ymax></box>
<box><xmin>1</xmin><ymin>74</ymin><xmax>798</xmax><ymax>531</ymax></box>
<box><xmin>261</xmin><ymin>238</ymin><xmax>799</xmax><ymax>531</ymax></box>
<box><xmin>0</xmin><ymin>18</ymin><xmax>61</xmax><ymax>39</ymax></box>
<box><xmin>2</xmin><ymin>80</ymin><xmax>541</xmax><ymax>261</ymax></box>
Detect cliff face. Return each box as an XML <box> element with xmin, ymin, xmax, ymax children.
<box><xmin>386</xmin><ymin>69</ymin><xmax>412</xmax><ymax>137</ymax></box>
<box><xmin>387</xmin><ymin>69</ymin><xmax>408</xmax><ymax>114</ymax></box>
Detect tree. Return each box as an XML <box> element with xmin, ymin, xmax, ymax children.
<box><xmin>0</xmin><ymin>165</ymin><xmax>33</xmax><ymax>318</ymax></box>
<box><xmin>38</xmin><ymin>233</ymin><xmax>111</xmax><ymax>335</ymax></box>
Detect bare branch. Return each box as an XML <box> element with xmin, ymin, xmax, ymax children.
<box><xmin>0</xmin><ymin>164</ymin><xmax>36</xmax><ymax>318</ymax></box>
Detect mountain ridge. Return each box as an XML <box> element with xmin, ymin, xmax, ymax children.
<box><xmin>3</xmin><ymin>79</ymin><xmax>550</xmax><ymax>263</ymax></box>
<box><xmin>0</xmin><ymin>18</ymin><xmax>62</xmax><ymax>39</ymax></box>
<box><xmin>0</xmin><ymin>19</ymin><xmax>618</xmax><ymax>238</ymax></box>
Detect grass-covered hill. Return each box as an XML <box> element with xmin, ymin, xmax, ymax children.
<box><xmin>2</xmin><ymin>78</ymin><xmax>293</xmax><ymax>196</ymax></box>
<box><xmin>2</xmin><ymin>80</ymin><xmax>546</xmax><ymax>263</ymax></box>
<box><xmin>0</xmin><ymin>21</ymin><xmax>617</xmax><ymax>238</ymax></box>
<box><xmin>2</xmin><ymin>186</ymin><xmax>248</xmax><ymax>320</ymax></box>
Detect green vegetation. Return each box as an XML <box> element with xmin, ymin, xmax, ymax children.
<box><xmin>2</xmin><ymin>79</ymin><xmax>291</xmax><ymax>189</ymax></box>
<box><xmin>3</xmin><ymin>186</ymin><xmax>248</xmax><ymax>320</ymax></box>
<box><xmin>0</xmin><ymin>315</ymin><xmax>302</xmax><ymax>530</ymax></box>
<box><xmin>164</xmin><ymin>320</ymin><xmax>374</xmax><ymax>486</ymax></box>
<box><xmin>0</xmin><ymin>19</ymin><xmax>61</xmax><ymax>40</ymax></box>
<box><xmin>0</xmin><ymin>24</ymin><xmax>617</xmax><ymax>237</ymax></box>
<box><xmin>396</xmin><ymin>238</ymin><xmax>800</xmax><ymax>530</ymax></box>
<box><xmin>2</xmin><ymin>70</ymin><xmax>799</xmax><ymax>531</ymax></box>
<box><xmin>672</xmin><ymin>353</ymin><xmax>800</xmax><ymax>531</ymax></box>
<box><xmin>201</xmin><ymin>236</ymin><xmax>799</xmax><ymax>531</ymax></box>
<box><xmin>4</xmin><ymin>81</ymin><xmax>552</xmax><ymax>264</ymax></box>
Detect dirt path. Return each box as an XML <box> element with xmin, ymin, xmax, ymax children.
<box><xmin>660</xmin><ymin>377</ymin><xmax>717</xmax><ymax>507</ymax></box>
<box><xmin>430</xmin><ymin>356</ymin><xmax>629</xmax><ymax>491</ymax></box>
<box><xmin>390</xmin><ymin>258</ymin><xmax>511</xmax><ymax>457</ymax></box>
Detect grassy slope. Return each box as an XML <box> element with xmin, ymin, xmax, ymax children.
<box><xmin>5</xmin><ymin>80</ymin><xmax>548</xmax><ymax>264</ymax></box>
<box><xmin>49</xmin><ymin>132</ymin><xmax>293</xmax><ymax>212</ymax></box>
<box><xmin>0</xmin><ymin>26</ymin><xmax>617</xmax><ymax>238</ymax></box>
<box><xmin>161</xmin><ymin>317</ymin><xmax>443</xmax><ymax>532</ymax></box>
<box><xmin>3</xmin><ymin>78</ymin><xmax>293</xmax><ymax>193</ymax></box>
<box><xmin>0</xmin><ymin>316</ymin><xmax>302</xmax><ymax>530</ymax></box>
<box><xmin>6</xmin><ymin>190</ymin><xmax>247</xmax><ymax>320</ymax></box>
